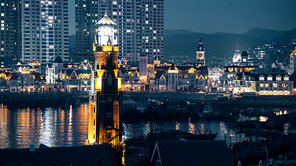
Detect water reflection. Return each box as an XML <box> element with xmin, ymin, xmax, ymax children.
<box><xmin>0</xmin><ymin>103</ymin><xmax>285</xmax><ymax>149</ymax></box>
<box><xmin>0</xmin><ymin>104</ymin><xmax>90</xmax><ymax>149</ymax></box>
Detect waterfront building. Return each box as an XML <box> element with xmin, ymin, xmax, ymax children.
<box><xmin>154</xmin><ymin>64</ymin><xmax>208</xmax><ymax>92</ymax></box>
<box><xmin>219</xmin><ymin>65</ymin><xmax>257</xmax><ymax>92</ymax></box>
<box><xmin>138</xmin><ymin>54</ymin><xmax>148</xmax><ymax>83</ymax></box>
<box><xmin>0</xmin><ymin>60</ymin><xmax>45</xmax><ymax>92</ymax></box>
<box><xmin>86</xmin><ymin>14</ymin><xmax>124</xmax><ymax>165</ymax></box>
<box><xmin>154</xmin><ymin>39</ymin><xmax>209</xmax><ymax>92</ymax></box>
<box><xmin>208</xmin><ymin>67</ymin><xmax>222</xmax><ymax>88</ymax></box>
<box><xmin>233</xmin><ymin>65</ymin><xmax>293</xmax><ymax>95</ymax></box>
<box><xmin>46</xmin><ymin>55</ymin><xmax>91</xmax><ymax>91</ymax></box>
<box><xmin>119</xmin><ymin>65</ymin><xmax>145</xmax><ymax>91</ymax></box>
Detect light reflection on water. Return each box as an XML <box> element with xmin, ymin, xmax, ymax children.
<box><xmin>0</xmin><ymin>103</ymin><xmax>272</xmax><ymax>149</ymax></box>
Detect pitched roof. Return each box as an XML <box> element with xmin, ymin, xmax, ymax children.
<box><xmin>96</xmin><ymin>13</ymin><xmax>116</xmax><ymax>25</ymax></box>
<box><xmin>150</xmin><ymin>141</ymin><xmax>234</xmax><ymax>166</ymax></box>
<box><xmin>0</xmin><ymin>144</ymin><xmax>115</xmax><ymax>166</ymax></box>
<box><xmin>53</xmin><ymin>55</ymin><xmax>64</xmax><ymax>63</ymax></box>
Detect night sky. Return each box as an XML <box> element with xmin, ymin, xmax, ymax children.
<box><xmin>68</xmin><ymin>0</ymin><xmax>296</xmax><ymax>35</ymax></box>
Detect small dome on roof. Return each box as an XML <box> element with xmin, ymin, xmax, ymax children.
<box><xmin>96</xmin><ymin>13</ymin><xmax>116</xmax><ymax>25</ymax></box>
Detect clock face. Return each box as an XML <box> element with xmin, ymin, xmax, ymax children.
<box><xmin>243</xmin><ymin>58</ymin><xmax>246</xmax><ymax>62</ymax></box>
<box><xmin>199</xmin><ymin>54</ymin><xmax>203</xmax><ymax>57</ymax></box>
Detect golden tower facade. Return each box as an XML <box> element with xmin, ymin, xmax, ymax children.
<box><xmin>86</xmin><ymin>14</ymin><xmax>124</xmax><ymax>165</ymax></box>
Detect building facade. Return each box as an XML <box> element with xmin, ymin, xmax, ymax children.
<box><xmin>75</xmin><ymin>0</ymin><xmax>164</xmax><ymax>63</ymax></box>
<box><xmin>22</xmin><ymin>0</ymin><xmax>69</xmax><ymax>63</ymax></box>
<box><xmin>0</xmin><ymin>0</ymin><xmax>22</xmax><ymax>64</ymax></box>
<box><xmin>75</xmin><ymin>0</ymin><xmax>99</xmax><ymax>55</ymax></box>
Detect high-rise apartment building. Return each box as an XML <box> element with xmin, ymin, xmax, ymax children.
<box><xmin>22</xmin><ymin>0</ymin><xmax>69</xmax><ymax>63</ymax></box>
<box><xmin>140</xmin><ymin>0</ymin><xmax>164</xmax><ymax>63</ymax></box>
<box><xmin>0</xmin><ymin>0</ymin><xmax>22</xmax><ymax>63</ymax></box>
<box><xmin>75</xmin><ymin>0</ymin><xmax>99</xmax><ymax>54</ymax></box>
<box><xmin>75</xmin><ymin>0</ymin><xmax>164</xmax><ymax>63</ymax></box>
<box><xmin>1</xmin><ymin>0</ymin><xmax>69</xmax><ymax>64</ymax></box>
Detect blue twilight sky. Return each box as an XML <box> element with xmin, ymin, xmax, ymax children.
<box><xmin>68</xmin><ymin>0</ymin><xmax>296</xmax><ymax>35</ymax></box>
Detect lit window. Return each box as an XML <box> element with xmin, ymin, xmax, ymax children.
<box><xmin>1</xmin><ymin>13</ymin><xmax>4</xmax><ymax>16</ymax></box>
<box><xmin>48</xmin><ymin>1</ymin><xmax>52</xmax><ymax>5</ymax></box>
<box><xmin>1</xmin><ymin>24</ymin><xmax>4</xmax><ymax>27</ymax></box>
<box><xmin>113</xmin><ymin>12</ymin><xmax>117</xmax><ymax>15</ymax></box>
<box><xmin>265</xmin><ymin>84</ymin><xmax>268</xmax><ymax>88</ymax></box>
<box><xmin>48</xmin><ymin>16</ymin><xmax>53</xmax><ymax>20</ymax></box>
<box><xmin>259</xmin><ymin>75</ymin><xmax>264</xmax><ymax>81</ymax></box>
<box><xmin>41</xmin><ymin>1</ymin><xmax>45</xmax><ymax>4</ymax></box>
<box><xmin>126</xmin><ymin>30</ymin><xmax>131</xmax><ymax>33</ymax></box>
<box><xmin>276</xmin><ymin>76</ymin><xmax>281</xmax><ymax>81</ymax></box>
<box><xmin>284</xmin><ymin>76</ymin><xmax>289</xmax><ymax>81</ymax></box>
<box><xmin>1</xmin><ymin>3</ymin><xmax>4</xmax><ymax>6</ymax></box>
<box><xmin>260</xmin><ymin>83</ymin><xmax>263</xmax><ymax>88</ymax></box>
<box><xmin>113</xmin><ymin>1</ymin><xmax>117</xmax><ymax>5</ymax></box>
<box><xmin>146</xmin><ymin>49</ymin><xmax>148</xmax><ymax>52</ymax></box>
<box><xmin>83</xmin><ymin>4</ymin><xmax>86</xmax><ymax>7</ymax></box>
<box><xmin>267</xmin><ymin>75</ymin><xmax>272</xmax><ymax>81</ymax></box>
<box><xmin>273</xmin><ymin>83</ymin><xmax>277</xmax><ymax>88</ymax></box>
<box><xmin>25</xmin><ymin>4</ymin><xmax>29</xmax><ymax>7</ymax></box>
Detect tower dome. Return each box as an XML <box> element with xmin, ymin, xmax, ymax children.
<box><xmin>95</xmin><ymin>13</ymin><xmax>117</xmax><ymax>46</ymax></box>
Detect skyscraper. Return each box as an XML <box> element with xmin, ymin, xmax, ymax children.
<box><xmin>0</xmin><ymin>0</ymin><xmax>21</xmax><ymax>64</ymax></box>
<box><xmin>140</xmin><ymin>0</ymin><xmax>164</xmax><ymax>63</ymax></box>
<box><xmin>1</xmin><ymin>0</ymin><xmax>69</xmax><ymax>64</ymax></box>
<box><xmin>22</xmin><ymin>0</ymin><xmax>69</xmax><ymax>63</ymax></box>
<box><xmin>75</xmin><ymin>0</ymin><xmax>99</xmax><ymax>55</ymax></box>
<box><xmin>75</xmin><ymin>0</ymin><xmax>164</xmax><ymax>63</ymax></box>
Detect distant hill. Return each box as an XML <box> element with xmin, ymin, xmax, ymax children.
<box><xmin>164</xmin><ymin>33</ymin><xmax>268</xmax><ymax>59</ymax></box>
<box><xmin>243</xmin><ymin>28</ymin><xmax>286</xmax><ymax>40</ymax></box>
<box><xmin>164</xmin><ymin>28</ymin><xmax>296</xmax><ymax>60</ymax></box>
<box><xmin>271</xmin><ymin>29</ymin><xmax>296</xmax><ymax>43</ymax></box>
<box><xmin>165</xmin><ymin>29</ymin><xmax>197</xmax><ymax>36</ymax></box>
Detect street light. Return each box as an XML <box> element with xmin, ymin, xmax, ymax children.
<box><xmin>263</xmin><ymin>146</ymin><xmax>268</xmax><ymax>166</ymax></box>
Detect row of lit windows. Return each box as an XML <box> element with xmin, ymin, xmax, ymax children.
<box><xmin>260</xmin><ymin>83</ymin><xmax>289</xmax><ymax>88</ymax></box>
<box><xmin>259</xmin><ymin>75</ymin><xmax>289</xmax><ymax>81</ymax></box>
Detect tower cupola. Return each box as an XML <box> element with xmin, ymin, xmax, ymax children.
<box><xmin>95</xmin><ymin>13</ymin><xmax>117</xmax><ymax>46</ymax></box>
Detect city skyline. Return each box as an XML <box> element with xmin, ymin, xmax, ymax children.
<box><xmin>69</xmin><ymin>0</ymin><xmax>296</xmax><ymax>35</ymax></box>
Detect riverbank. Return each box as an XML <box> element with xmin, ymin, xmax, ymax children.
<box><xmin>0</xmin><ymin>91</ymin><xmax>88</xmax><ymax>109</ymax></box>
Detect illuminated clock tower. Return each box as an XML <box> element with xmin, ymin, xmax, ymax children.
<box><xmin>86</xmin><ymin>14</ymin><xmax>124</xmax><ymax>165</ymax></box>
<box><xmin>196</xmin><ymin>38</ymin><xmax>205</xmax><ymax>66</ymax></box>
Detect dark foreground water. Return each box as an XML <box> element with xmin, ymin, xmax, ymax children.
<box><xmin>0</xmin><ymin>103</ymin><xmax>252</xmax><ymax>149</ymax></box>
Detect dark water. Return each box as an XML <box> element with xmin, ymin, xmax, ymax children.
<box><xmin>0</xmin><ymin>103</ymin><xmax>252</xmax><ymax>149</ymax></box>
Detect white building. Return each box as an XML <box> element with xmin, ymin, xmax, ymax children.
<box><xmin>289</xmin><ymin>47</ymin><xmax>296</xmax><ymax>74</ymax></box>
